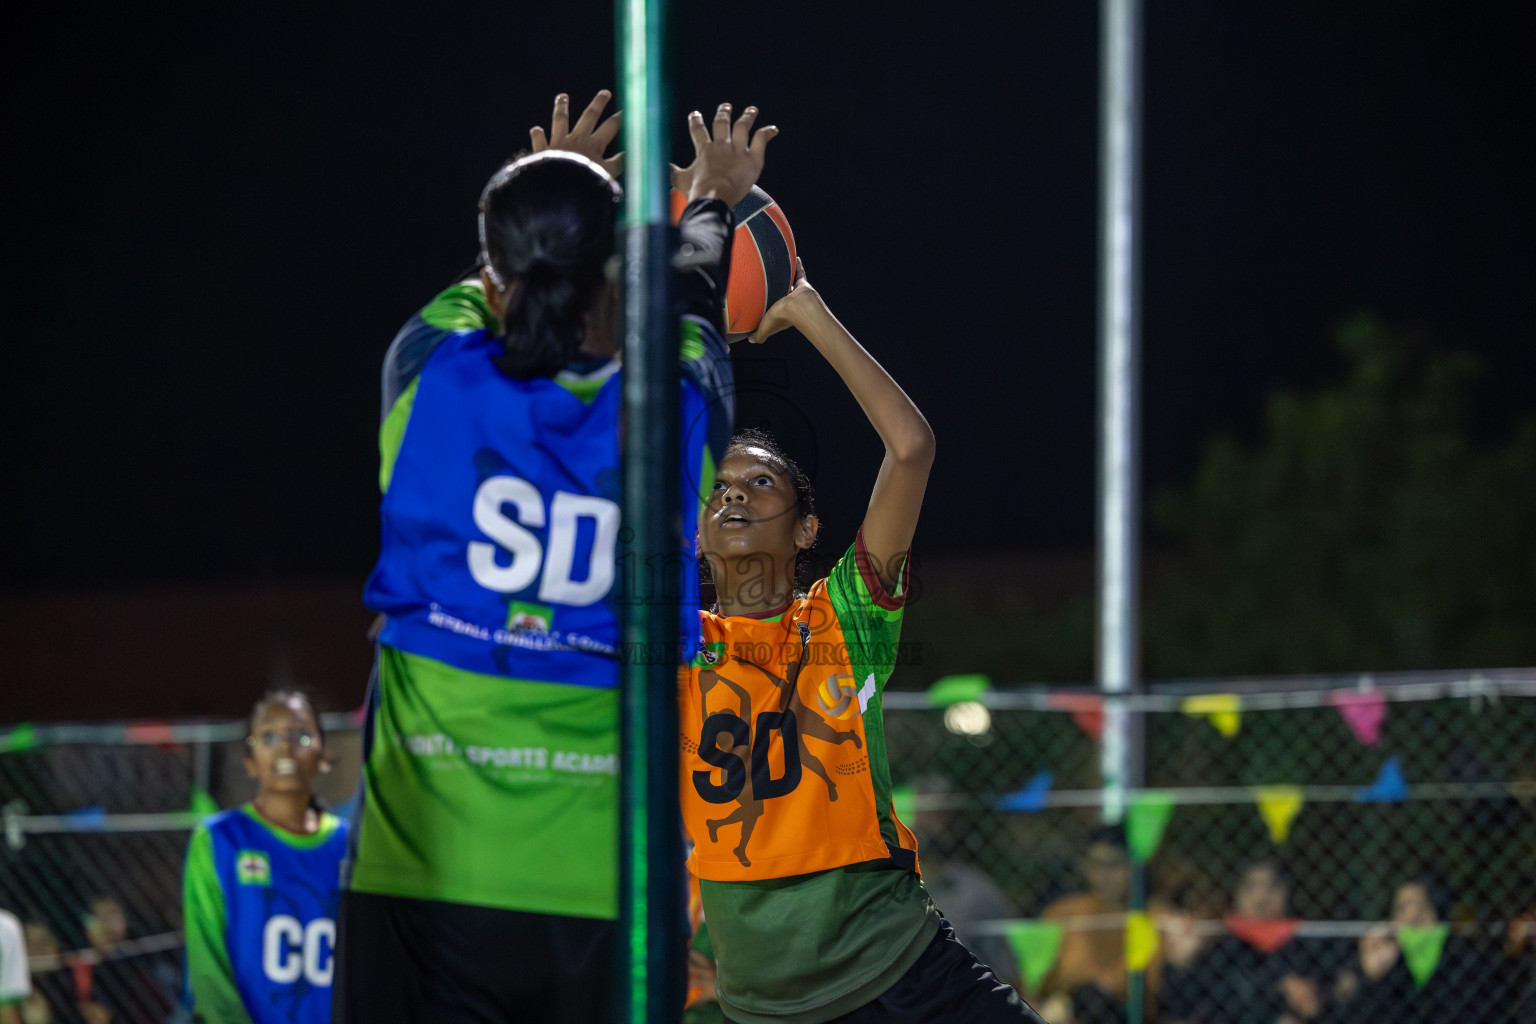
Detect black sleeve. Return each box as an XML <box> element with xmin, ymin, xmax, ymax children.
<box><xmin>674</xmin><ymin>197</ymin><xmax>736</xmax><ymax>464</ymax></box>
<box><xmin>675</xmin><ymin>197</ymin><xmax>734</xmax><ymax>332</ymax></box>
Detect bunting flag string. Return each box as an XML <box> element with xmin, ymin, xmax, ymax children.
<box><xmin>1356</xmin><ymin>756</ymin><xmax>1410</xmax><ymax>803</ymax></box>
<box><xmin>1181</xmin><ymin>693</ymin><xmax>1242</xmax><ymax>737</ymax></box>
<box><xmin>1127</xmin><ymin>791</ymin><xmax>1175</xmax><ymax>862</ymax></box>
<box><xmin>1224</xmin><ymin>914</ymin><xmax>1300</xmax><ymax>953</ymax></box>
<box><xmin>1255</xmin><ymin>786</ymin><xmax>1305</xmax><ymax>844</ymax></box>
<box><xmin>997</xmin><ymin>771</ymin><xmax>1053</xmax><ymax>813</ymax></box>
<box><xmin>61</xmin><ymin>806</ymin><xmax>107</xmax><ymax>830</ymax></box>
<box><xmin>1006</xmin><ymin>920</ymin><xmax>1065</xmax><ymax>991</ymax></box>
<box><xmin>0</xmin><ymin>723</ymin><xmax>35</xmax><ymax>753</ymax></box>
<box><xmin>1330</xmin><ymin>690</ymin><xmax>1387</xmax><ymax>746</ymax></box>
<box><xmin>1046</xmin><ymin>692</ymin><xmax>1105</xmax><ymax>739</ymax></box>
<box><xmin>1125</xmin><ymin>912</ymin><xmax>1159</xmax><ymax>970</ymax></box>
<box><xmin>1398</xmin><ymin>923</ymin><xmax>1449</xmax><ymax>988</ymax></box>
<box><xmin>926</xmin><ymin>674</ymin><xmax>991</xmax><ymax>709</ymax></box>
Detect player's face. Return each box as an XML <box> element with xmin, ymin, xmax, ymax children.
<box><xmin>699</xmin><ymin>449</ymin><xmax>815</xmax><ymax>564</ymax></box>
<box><xmin>244</xmin><ymin>699</ymin><xmax>328</xmax><ymax>797</ymax></box>
<box><xmin>1392</xmin><ymin>883</ymin><xmax>1438</xmax><ymax>926</ymax></box>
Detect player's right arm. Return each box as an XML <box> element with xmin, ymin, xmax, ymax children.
<box><xmin>183</xmin><ymin>827</ymin><xmax>255</xmax><ymax>1024</ymax></box>
<box><xmin>750</xmin><ymin>262</ymin><xmax>934</xmax><ymax>592</ymax></box>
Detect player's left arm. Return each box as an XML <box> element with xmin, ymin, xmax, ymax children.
<box><xmin>751</xmin><ymin>261</ymin><xmax>934</xmax><ymax>590</ymax></box>
<box><xmin>183</xmin><ymin>829</ymin><xmax>254</xmax><ymax>1024</ymax></box>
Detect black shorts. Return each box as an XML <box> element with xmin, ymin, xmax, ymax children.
<box><xmin>725</xmin><ymin>921</ymin><xmax>1046</xmax><ymax>1024</ymax></box>
<box><xmin>333</xmin><ymin>890</ymin><xmax>618</xmax><ymax>1024</ymax></box>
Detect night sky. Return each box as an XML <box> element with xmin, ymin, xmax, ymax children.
<box><xmin>4</xmin><ymin>1</ymin><xmax>1533</xmax><ymax>595</ymax></box>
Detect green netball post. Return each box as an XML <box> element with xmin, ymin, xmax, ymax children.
<box><xmin>617</xmin><ymin>0</ymin><xmax>683</xmax><ymax>1021</ymax></box>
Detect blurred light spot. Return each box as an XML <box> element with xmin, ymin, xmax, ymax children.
<box><xmin>944</xmin><ymin>701</ymin><xmax>991</xmax><ymax>737</ymax></box>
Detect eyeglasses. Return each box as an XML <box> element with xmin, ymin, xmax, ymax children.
<box><xmin>248</xmin><ymin>728</ymin><xmax>318</xmax><ymax>750</ymax></box>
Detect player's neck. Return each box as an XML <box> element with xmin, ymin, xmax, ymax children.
<box><xmin>253</xmin><ymin>793</ymin><xmax>318</xmax><ymax>835</ymax></box>
<box><xmin>712</xmin><ymin>556</ymin><xmax>796</xmax><ymax>618</ymax></box>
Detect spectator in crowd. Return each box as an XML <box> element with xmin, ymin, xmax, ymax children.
<box><xmin>1</xmin><ymin>907</ymin><xmax>29</xmax><ymax>1024</ymax></box>
<box><xmin>83</xmin><ymin>894</ymin><xmax>171</xmax><ymax>1024</ymax></box>
<box><xmin>18</xmin><ymin>921</ymin><xmax>63</xmax><ymax>1024</ymax></box>
<box><xmin>911</xmin><ymin>775</ymin><xmax>1020</xmax><ymax>986</ymax></box>
<box><xmin>18</xmin><ymin>918</ymin><xmax>107</xmax><ymax>1024</ymax></box>
<box><xmin>1032</xmin><ymin>825</ymin><xmax>1162</xmax><ymax>1024</ymax></box>
<box><xmin>1159</xmin><ymin>857</ymin><xmax>1329</xmax><ymax>1024</ymax></box>
<box><xmin>1325</xmin><ymin>872</ymin><xmax>1506</xmax><ymax>1024</ymax></box>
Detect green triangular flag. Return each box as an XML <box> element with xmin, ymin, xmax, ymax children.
<box><xmin>892</xmin><ymin>785</ymin><xmax>916</xmax><ymax>824</ymax></box>
<box><xmin>1397</xmin><ymin>923</ymin><xmax>1449</xmax><ymax>988</ymax></box>
<box><xmin>1126</xmin><ymin>791</ymin><xmax>1176</xmax><ymax>863</ymax></box>
<box><xmin>1006</xmin><ymin>920</ymin><xmax>1065</xmax><ymax>991</ymax></box>
<box><xmin>0</xmin><ymin>723</ymin><xmax>36</xmax><ymax>753</ymax></box>
<box><xmin>926</xmin><ymin>674</ymin><xmax>990</xmax><ymax>708</ymax></box>
<box><xmin>189</xmin><ymin>787</ymin><xmax>220</xmax><ymax>818</ymax></box>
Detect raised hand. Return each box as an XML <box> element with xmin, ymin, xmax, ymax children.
<box><xmin>671</xmin><ymin>103</ymin><xmax>777</xmax><ymax>208</ymax></box>
<box><xmin>747</xmin><ymin>257</ymin><xmax>815</xmax><ymax>345</ymax></box>
<box><xmin>529</xmin><ymin>90</ymin><xmax>624</xmax><ymax>178</ymax></box>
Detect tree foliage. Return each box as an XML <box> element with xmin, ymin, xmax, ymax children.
<box><xmin>1145</xmin><ymin>316</ymin><xmax>1536</xmax><ymax>676</ymax></box>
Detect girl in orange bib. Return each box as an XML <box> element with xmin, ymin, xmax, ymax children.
<box><xmin>678</xmin><ymin>261</ymin><xmax>1044</xmax><ymax>1024</ymax></box>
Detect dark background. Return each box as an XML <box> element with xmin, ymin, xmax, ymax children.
<box><xmin>3</xmin><ymin>2</ymin><xmax>1532</xmax><ymax>714</ymax></box>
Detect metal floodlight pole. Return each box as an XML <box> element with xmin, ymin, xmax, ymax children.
<box><xmin>1097</xmin><ymin>0</ymin><xmax>1146</xmax><ymax>1021</ymax></box>
<box><xmin>618</xmin><ymin>0</ymin><xmax>681</xmax><ymax>1022</ymax></box>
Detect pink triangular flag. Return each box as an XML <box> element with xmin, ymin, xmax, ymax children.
<box><xmin>1330</xmin><ymin>691</ymin><xmax>1386</xmax><ymax>746</ymax></box>
<box><xmin>1048</xmin><ymin>693</ymin><xmax>1105</xmax><ymax>739</ymax></box>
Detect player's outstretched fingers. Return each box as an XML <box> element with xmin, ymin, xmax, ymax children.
<box><xmin>687</xmin><ymin>110</ymin><xmax>710</xmax><ymax>153</ymax></box>
<box><xmin>713</xmin><ymin>103</ymin><xmax>733</xmax><ymax>144</ymax></box>
<box><xmin>530</xmin><ymin>125</ymin><xmax>549</xmax><ymax>152</ymax></box>
<box><xmin>548</xmin><ymin>93</ymin><xmax>571</xmax><ymax>146</ymax></box>
<box><xmin>731</xmin><ymin>106</ymin><xmax>758</xmax><ymax>150</ymax></box>
<box><xmin>571</xmin><ymin>89</ymin><xmax>613</xmax><ymax>140</ymax></box>
<box><xmin>591</xmin><ymin>107</ymin><xmax>622</xmax><ymax>153</ymax></box>
<box><xmin>750</xmin><ymin>124</ymin><xmax>779</xmax><ymax>159</ymax></box>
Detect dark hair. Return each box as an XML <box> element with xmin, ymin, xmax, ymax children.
<box><xmin>1086</xmin><ymin>823</ymin><xmax>1128</xmax><ymax>853</ymax></box>
<box><xmin>248</xmin><ymin>689</ymin><xmax>326</xmax><ymax>812</ymax></box>
<box><xmin>478</xmin><ymin>151</ymin><xmax>621</xmax><ymax>379</ymax></box>
<box><xmin>250</xmin><ymin>689</ymin><xmax>324</xmax><ymax>745</ymax></box>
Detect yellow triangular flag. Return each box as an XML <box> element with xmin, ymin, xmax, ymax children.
<box><xmin>1255</xmin><ymin>786</ymin><xmax>1305</xmax><ymax>844</ymax></box>
<box><xmin>1125</xmin><ymin>911</ymin><xmax>1159</xmax><ymax>970</ymax></box>
<box><xmin>1182</xmin><ymin>693</ymin><xmax>1242</xmax><ymax>737</ymax></box>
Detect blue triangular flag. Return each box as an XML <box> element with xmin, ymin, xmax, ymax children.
<box><xmin>1356</xmin><ymin>756</ymin><xmax>1409</xmax><ymax>803</ymax></box>
<box><xmin>997</xmin><ymin>771</ymin><xmax>1053</xmax><ymax>812</ymax></box>
<box><xmin>63</xmin><ymin>806</ymin><xmax>107</xmax><ymax>830</ymax></box>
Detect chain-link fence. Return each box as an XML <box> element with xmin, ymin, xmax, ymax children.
<box><xmin>3</xmin><ymin>672</ymin><xmax>1534</xmax><ymax>1022</ymax></box>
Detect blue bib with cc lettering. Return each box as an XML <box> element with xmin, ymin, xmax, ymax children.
<box><xmin>206</xmin><ymin>807</ymin><xmax>346</xmax><ymax>1024</ymax></box>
